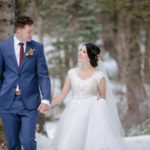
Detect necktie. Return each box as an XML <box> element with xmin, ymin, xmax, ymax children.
<box><xmin>18</xmin><ymin>42</ymin><xmax>24</xmax><ymax>91</ymax></box>
<box><xmin>19</xmin><ymin>42</ymin><xmax>24</xmax><ymax>68</ymax></box>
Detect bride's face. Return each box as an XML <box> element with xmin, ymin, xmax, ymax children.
<box><xmin>78</xmin><ymin>45</ymin><xmax>90</xmax><ymax>63</ymax></box>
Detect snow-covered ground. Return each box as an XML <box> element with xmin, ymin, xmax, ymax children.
<box><xmin>36</xmin><ymin>122</ymin><xmax>150</xmax><ymax>150</ymax></box>
<box><xmin>125</xmin><ymin>136</ymin><xmax>150</xmax><ymax>150</ymax></box>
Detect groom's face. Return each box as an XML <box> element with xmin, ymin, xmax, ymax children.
<box><xmin>16</xmin><ymin>24</ymin><xmax>34</xmax><ymax>42</ymax></box>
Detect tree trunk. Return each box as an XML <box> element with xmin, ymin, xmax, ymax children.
<box><xmin>144</xmin><ymin>26</ymin><xmax>150</xmax><ymax>84</ymax></box>
<box><xmin>0</xmin><ymin>0</ymin><xmax>15</xmax><ymax>148</ymax></box>
<box><xmin>0</xmin><ymin>0</ymin><xmax>15</xmax><ymax>41</ymax></box>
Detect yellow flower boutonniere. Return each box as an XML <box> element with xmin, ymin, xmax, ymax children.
<box><xmin>25</xmin><ymin>48</ymin><xmax>35</xmax><ymax>58</ymax></box>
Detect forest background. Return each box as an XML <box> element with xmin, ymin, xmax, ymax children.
<box><xmin>0</xmin><ymin>0</ymin><xmax>150</xmax><ymax>148</ymax></box>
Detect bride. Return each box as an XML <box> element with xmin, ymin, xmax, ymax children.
<box><xmin>50</xmin><ymin>43</ymin><xmax>127</xmax><ymax>150</ymax></box>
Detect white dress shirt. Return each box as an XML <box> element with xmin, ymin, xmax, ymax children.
<box><xmin>14</xmin><ymin>35</ymin><xmax>50</xmax><ymax>106</ymax></box>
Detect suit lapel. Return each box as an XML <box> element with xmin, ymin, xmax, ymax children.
<box><xmin>9</xmin><ymin>37</ymin><xmax>19</xmax><ymax>70</ymax></box>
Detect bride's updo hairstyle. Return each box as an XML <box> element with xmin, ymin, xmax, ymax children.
<box><xmin>84</xmin><ymin>43</ymin><xmax>100</xmax><ymax>67</ymax></box>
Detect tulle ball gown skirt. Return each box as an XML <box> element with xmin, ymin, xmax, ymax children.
<box><xmin>52</xmin><ymin>96</ymin><xmax>127</xmax><ymax>150</ymax></box>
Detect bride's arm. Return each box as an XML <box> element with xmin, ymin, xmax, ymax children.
<box><xmin>50</xmin><ymin>74</ymin><xmax>71</xmax><ymax>107</ymax></box>
<box><xmin>97</xmin><ymin>77</ymin><xmax>106</xmax><ymax>99</ymax></box>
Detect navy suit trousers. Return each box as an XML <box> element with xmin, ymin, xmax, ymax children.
<box><xmin>0</xmin><ymin>95</ymin><xmax>38</xmax><ymax>150</ymax></box>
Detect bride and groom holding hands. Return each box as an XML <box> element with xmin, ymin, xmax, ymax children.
<box><xmin>0</xmin><ymin>15</ymin><xmax>127</xmax><ymax>150</ymax></box>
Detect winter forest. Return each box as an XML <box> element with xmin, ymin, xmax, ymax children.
<box><xmin>0</xmin><ymin>0</ymin><xmax>150</xmax><ymax>149</ymax></box>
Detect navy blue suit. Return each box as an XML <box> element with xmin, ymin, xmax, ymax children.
<box><xmin>0</xmin><ymin>37</ymin><xmax>51</xmax><ymax>150</ymax></box>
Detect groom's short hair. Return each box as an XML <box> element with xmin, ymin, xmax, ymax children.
<box><xmin>15</xmin><ymin>16</ymin><xmax>34</xmax><ymax>31</ymax></box>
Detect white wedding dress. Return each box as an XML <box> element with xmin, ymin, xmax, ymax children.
<box><xmin>52</xmin><ymin>68</ymin><xmax>127</xmax><ymax>150</ymax></box>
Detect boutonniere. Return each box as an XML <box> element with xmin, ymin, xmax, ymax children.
<box><xmin>25</xmin><ymin>48</ymin><xmax>35</xmax><ymax>58</ymax></box>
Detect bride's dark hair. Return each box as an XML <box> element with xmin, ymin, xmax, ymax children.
<box><xmin>84</xmin><ymin>43</ymin><xmax>100</xmax><ymax>67</ymax></box>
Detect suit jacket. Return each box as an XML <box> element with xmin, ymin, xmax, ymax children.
<box><xmin>0</xmin><ymin>37</ymin><xmax>51</xmax><ymax>109</ymax></box>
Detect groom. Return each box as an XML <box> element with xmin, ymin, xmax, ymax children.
<box><xmin>0</xmin><ymin>16</ymin><xmax>51</xmax><ymax>150</ymax></box>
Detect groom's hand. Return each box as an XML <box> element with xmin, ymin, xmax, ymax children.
<box><xmin>38</xmin><ymin>103</ymin><xmax>49</xmax><ymax>114</ymax></box>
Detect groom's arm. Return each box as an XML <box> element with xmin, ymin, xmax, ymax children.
<box><xmin>37</xmin><ymin>44</ymin><xmax>51</xmax><ymax>104</ymax></box>
<box><xmin>0</xmin><ymin>45</ymin><xmax>4</xmax><ymax>91</ymax></box>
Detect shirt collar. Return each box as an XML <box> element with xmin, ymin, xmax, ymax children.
<box><xmin>14</xmin><ymin>34</ymin><xmax>26</xmax><ymax>46</ymax></box>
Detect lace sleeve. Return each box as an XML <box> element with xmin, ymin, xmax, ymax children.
<box><xmin>97</xmin><ymin>72</ymin><xmax>105</xmax><ymax>83</ymax></box>
<box><xmin>68</xmin><ymin>68</ymin><xmax>74</xmax><ymax>80</ymax></box>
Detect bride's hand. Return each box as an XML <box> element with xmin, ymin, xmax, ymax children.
<box><xmin>38</xmin><ymin>103</ymin><xmax>49</xmax><ymax>113</ymax></box>
<box><xmin>50</xmin><ymin>100</ymin><xmax>55</xmax><ymax>107</ymax></box>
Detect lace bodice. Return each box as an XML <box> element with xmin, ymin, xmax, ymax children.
<box><xmin>68</xmin><ymin>68</ymin><xmax>104</xmax><ymax>100</ymax></box>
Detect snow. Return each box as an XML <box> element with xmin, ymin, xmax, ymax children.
<box><xmin>36</xmin><ymin>122</ymin><xmax>150</xmax><ymax>150</ymax></box>
<box><xmin>36</xmin><ymin>133</ymin><xmax>52</xmax><ymax>150</ymax></box>
<box><xmin>125</xmin><ymin>136</ymin><xmax>150</xmax><ymax>150</ymax></box>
